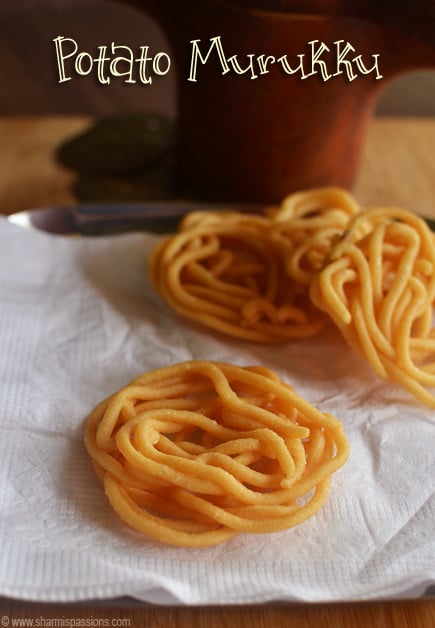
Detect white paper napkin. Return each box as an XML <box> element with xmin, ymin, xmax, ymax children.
<box><xmin>0</xmin><ymin>215</ymin><xmax>434</xmax><ymax>605</ymax></box>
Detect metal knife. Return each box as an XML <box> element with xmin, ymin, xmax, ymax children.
<box><xmin>7</xmin><ymin>201</ymin><xmax>435</xmax><ymax>236</ymax></box>
<box><xmin>6</xmin><ymin>202</ymin><xmax>268</xmax><ymax>235</ymax></box>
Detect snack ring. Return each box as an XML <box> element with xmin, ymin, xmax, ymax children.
<box><xmin>310</xmin><ymin>207</ymin><xmax>435</xmax><ymax>408</ymax></box>
<box><xmin>149</xmin><ymin>211</ymin><xmax>323</xmax><ymax>342</ymax></box>
<box><xmin>84</xmin><ymin>361</ymin><xmax>349</xmax><ymax>547</ymax></box>
<box><xmin>270</xmin><ymin>186</ymin><xmax>360</xmax><ymax>286</ymax></box>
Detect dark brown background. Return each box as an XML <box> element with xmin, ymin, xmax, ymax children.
<box><xmin>1</xmin><ymin>0</ymin><xmax>434</xmax><ymax>117</ymax></box>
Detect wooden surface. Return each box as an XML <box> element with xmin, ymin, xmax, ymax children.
<box><xmin>0</xmin><ymin>115</ymin><xmax>434</xmax><ymax>627</ymax></box>
<box><xmin>1</xmin><ymin>2</ymin><xmax>435</xmax><ymax>118</ymax></box>
<box><xmin>1</xmin><ymin>598</ymin><xmax>435</xmax><ymax>628</ymax></box>
<box><xmin>0</xmin><ymin>116</ymin><xmax>435</xmax><ymax>218</ymax></box>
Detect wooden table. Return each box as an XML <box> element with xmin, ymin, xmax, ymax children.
<box><xmin>0</xmin><ymin>115</ymin><xmax>435</xmax><ymax>218</ymax></box>
<box><xmin>0</xmin><ymin>115</ymin><xmax>434</xmax><ymax>628</ymax></box>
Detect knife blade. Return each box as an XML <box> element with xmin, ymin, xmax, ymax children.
<box><xmin>7</xmin><ymin>202</ymin><xmax>268</xmax><ymax>235</ymax></box>
<box><xmin>7</xmin><ymin>202</ymin><xmax>435</xmax><ymax>236</ymax></box>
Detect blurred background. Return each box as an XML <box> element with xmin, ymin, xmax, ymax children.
<box><xmin>1</xmin><ymin>0</ymin><xmax>434</xmax><ymax>118</ymax></box>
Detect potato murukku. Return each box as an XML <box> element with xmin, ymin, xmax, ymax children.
<box><xmin>149</xmin><ymin>211</ymin><xmax>323</xmax><ymax>342</ymax></box>
<box><xmin>270</xmin><ymin>186</ymin><xmax>360</xmax><ymax>286</ymax></box>
<box><xmin>147</xmin><ymin>188</ymin><xmax>435</xmax><ymax>408</ymax></box>
<box><xmin>310</xmin><ymin>207</ymin><xmax>435</xmax><ymax>407</ymax></box>
<box><xmin>84</xmin><ymin>361</ymin><xmax>349</xmax><ymax>547</ymax></box>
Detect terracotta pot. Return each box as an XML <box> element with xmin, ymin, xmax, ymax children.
<box><xmin>117</xmin><ymin>0</ymin><xmax>435</xmax><ymax>202</ymax></box>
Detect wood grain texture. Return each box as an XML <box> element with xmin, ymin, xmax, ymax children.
<box><xmin>0</xmin><ymin>115</ymin><xmax>434</xmax><ymax>627</ymax></box>
<box><xmin>0</xmin><ymin>598</ymin><xmax>434</xmax><ymax>627</ymax></box>
<box><xmin>0</xmin><ymin>115</ymin><xmax>435</xmax><ymax>217</ymax></box>
<box><xmin>0</xmin><ymin>1</ymin><xmax>434</xmax><ymax>119</ymax></box>
<box><xmin>115</xmin><ymin>0</ymin><xmax>435</xmax><ymax>201</ymax></box>
<box><xmin>0</xmin><ymin>1</ymin><xmax>433</xmax><ymax>202</ymax></box>
<box><xmin>0</xmin><ymin>116</ymin><xmax>91</xmax><ymax>215</ymax></box>
<box><xmin>353</xmin><ymin>117</ymin><xmax>435</xmax><ymax>218</ymax></box>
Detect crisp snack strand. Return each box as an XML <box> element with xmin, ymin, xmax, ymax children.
<box><xmin>311</xmin><ymin>209</ymin><xmax>435</xmax><ymax>385</ymax></box>
<box><xmin>84</xmin><ymin>361</ymin><xmax>349</xmax><ymax>547</ymax></box>
<box><xmin>149</xmin><ymin>212</ymin><xmax>323</xmax><ymax>342</ymax></box>
<box><xmin>151</xmin><ymin>229</ymin><xmax>277</xmax><ymax>323</ymax></box>
<box><xmin>179</xmin><ymin>210</ymin><xmax>271</xmax><ymax>232</ymax></box>
<box><xmin>151</xmin><ymin>216</ymin><xmax>321</xmax><ymax>340</ymax></box>
<box><xmin>310</xmin><ymin>207</ymin><xmax>435</xmax><ymax>407</ymax></box>
<box><xmin>270</xmin><ymin>186</ymin><xmax>360</xmax><ymax>285</ymax></box>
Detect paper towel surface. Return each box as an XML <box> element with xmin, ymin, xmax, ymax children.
<box><xmin>0</xmin><ymin>216</ymin><xmax>433</xmax><ymax>604</ymax></box>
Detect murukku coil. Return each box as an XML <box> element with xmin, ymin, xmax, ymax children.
<box><xmin>147</xmin><ymin>187</ymin><xmax>435</xmax><ymax>408</ymax></box>
<box><xmin>310</xmin><ymin>207</ymin><xmax>435</xmax><ymax>408</ymax></box>
<box><xmin>149</xmin><ymin>211</ymin><xmax>323</xmax><ymax>342</ymax></box>
<box><xmin>84</xmin><ymin>361</ymin><xmax>349</xmax><ymax>547</ymax></box>
<box><xmin>270</xmin><ymin>186</ymin><xmax>360</xmax><ymax>286</ymax></box>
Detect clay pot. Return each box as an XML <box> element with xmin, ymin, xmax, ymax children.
<box><xmin>116</xmin><ymin>0</ymin><xmax>435</xmax><ymax>202</ymax></box>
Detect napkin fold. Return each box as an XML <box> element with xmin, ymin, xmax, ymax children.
<box><xmin>0</xmin><ymin>216</ymin><xmax>433</xmax><ymax>604</ymax></box>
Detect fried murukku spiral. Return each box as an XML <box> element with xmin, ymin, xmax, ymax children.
<box><xmin>149</xmin><ymin>211</ymin><xmax>323</xmax><ymax>342</ymax></box>
<box><xmin>270</xmin><ymin>186</ymin><xmax>360</xmax><ymax>285</ymax></box>
<box><xmin>84</xmin><ymin>361</ymin><xmax>349</xmax><ymax>547</ymax></box>
<box><xmin>147</xmin><ymin>187</ymin><xmax>435</xmax><ymax>407</ymax></box>
<box><xmin>310</xmin><ymin>207</ymin><xmax>435</xmax><ymax>408</ymax></box>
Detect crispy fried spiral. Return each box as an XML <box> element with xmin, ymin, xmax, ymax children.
<box><xmin>270</xmin><ymin>186</ymin><xmax>360</xmax><ymax>285</ymax></box>
<box><xmin>84</xmin><ymin>361</ymin><xmax>349</xmax><ymax>547</ymax></box>
<box><xmin>310</xmin><ymin>207</ymin><xmax>435</xmax><ymax>407</ymax></box>
<box><xmin>149</xmin><ymin>211</ymin><xmax>323</xmax><ymax>342</ymax></box>
<box><xmin>147</xmin><ymin>188</ymin><xmax>435</xmax><ymax>408</ymax></box>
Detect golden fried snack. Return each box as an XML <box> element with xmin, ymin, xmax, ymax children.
<box><xmin>149</xmin><ymin>211</ymin><xmax>323</xmax><ymax>342</ymax></box>
<box><xmin>84</xmin><ymin>361</ymin><xmax>349</xmax><ymax>547</ymax></box>
<box><xmin>270</xmin><ymin>186</ymin><xmax>360</xmax><ymax>285</ymax></box>
<box><xmin>310</xmin><ymin>207</ymin><xmax>435</xmax><ymax>408</ymax></box>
